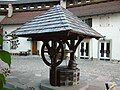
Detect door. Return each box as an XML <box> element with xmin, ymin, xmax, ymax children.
<box><xmin>99</xmin><ymin>40</ymin><xmax>111</xmax><ymax>60</ymax></box>
<box><xmin>80</xmin><ymin>42</ymin><xmax>89</xmax><ymax>59</ymax></box>
<box><xmin>32</xmin><ymin>41</ymin><xmax>37</xmax><ymax>55</ymax></box>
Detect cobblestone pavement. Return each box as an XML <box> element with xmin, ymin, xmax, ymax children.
<box><xmin>1</xmin><ymin>55</ymin><xmax>120</xmax><ymax>90</ymax></box>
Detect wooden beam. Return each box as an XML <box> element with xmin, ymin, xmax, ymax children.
<box><xmin>75</xmin><ymin>38</ymin><xmax>84</xmax><ymax>50</ymax></box>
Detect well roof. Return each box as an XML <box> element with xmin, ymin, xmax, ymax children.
<box><xmin>12</xmin><ymin>5</ymin><xmax>102</xmax><ymax>40</ymax></box>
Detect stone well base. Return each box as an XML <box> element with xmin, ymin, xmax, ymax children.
<box><xmin>40</xmin><ymin>79</ymin><xmax>87</xmax><ymax>90</ymax></box>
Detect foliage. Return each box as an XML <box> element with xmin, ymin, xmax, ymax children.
<box><xmin>1</xmin><ymin>68</ymin><xmax>11</xmax><ymax>77</ymax></box>
<box><xmin>0</xmin><ymin>35</ymin><xmax>3</xmax><ymax>45</ymax></box>
<box><xmin>0</xmin><ymin>74</ymin><xmax>6</xmax><ymax>89</ymax></box>
<box><xmin>2</xmin><ymin>88</ymin><xmax>12</xmax><ymax>90</ymax></box>
<box><xmin>0</xmin><ymin>50</ymin><xmax>11</xmax><ymax>67</ymax></box>
<box><xmin>0</xmin><ymin>34</ymin><xmax>12</xmax><ymax>90</ymax></box>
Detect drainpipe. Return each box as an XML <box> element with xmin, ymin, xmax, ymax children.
<box><xmin>60</xmin><ymin>0</ymin><xmax>66</xmax><ymax>9</ymax></box>
<box><xmin>8</xmin><ymin>3</ymin><xmax>13</xmax><ymax>17</ymax></box>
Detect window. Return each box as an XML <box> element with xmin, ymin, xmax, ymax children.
<box><xmin>86</xmin><ymin>0</ymin><xmax>90</xmax><ymax>3</ymax></box>
<box><xmin>15</xmin><ymin>7</ymin><xmax>19</xmax><ymax>10</ymax></box>
<box><xmin>99</xmin><ymin>40</ymin><xmax>111</xmax><ymax>60</ymax></box>
<box><xmin>85</xmin><ymin>42</ymin><xmax>89</xmax><ymax>56</ymax></box>
<box><xmin>38</xmin><ymin>6</ymin><xmax>42</xmax><ymax>9</ymax></box>
<box><xmin>80</xmin><ymin>42</ymin><xmax>84</xmax><ymax>56</ymax></box>
<box><xmin>78</xmin><ymin>0</ymin><xmax>81</xmax><ymax>2</ymax></box>
<box><xmin>0</xmin><ymin>8</ymin><xmax>5</xmax><ymax>10</ymax></box>
<box><xmin>6</xmin><ymin>8</ymin><xmax>9</xmax><ymax>10</ymax></box>
<box><xmin>106</xmin><ymin>43</ymin><xmax>110</xmax><ymax>57</ymax></box>
<box><xmin>100</xmin><ymin>43</ymin><xmax>104</xmax><ymax>57</ymax></box>
<box><xmin>80</xmin><ymin>41</ymin><xmax>90</xmax><ymax>59</ymax></box>
<box><xmin>82</xmin><ymin>18</ymin><xmax>92</xmax><ymax>27</ymax></box>
<box><xmin>45</xmin><ymin>5</ymin><xmax>50</xmax><ymax>8</ymax></box>
<box><xmin>30</xmin><ymin>7</ymin><xmax>34</xmax><ymax>9</ymax></box>
<box><xmin>23</xmin><ymin>7</ymin><xmax>27</xmax><ymax>10</ymax></box>
<box><xmin>78</xmin><ymin>0</ymin><xmax>81</xmax><ymax>4</ymax></box>
<box><xmin>69</xmin><ymin>0</ymin><xmax>74</xmax><ymax>5</ymax></box>
<box><xmin>10</xmin><ymin>40</ymin><xmax>18</xmax><ymax>49</ymax></box>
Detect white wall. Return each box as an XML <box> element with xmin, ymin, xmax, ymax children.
<box><xmin>3</xmin><ymin>25</ymin><xmax>31</xmax><ymax>53</ymax></box>
<box><xmin>89</xmin><ymin>38</ymin><xmax>98</xmax><ymax>59</ymax></box>
<box><xmin>92</xmin><ymin>13</ymin><xmax>120</xmax><ymax>60</ymax></box>
<box><xmin>37</xmin><ymin>41</ymin><xmax>43</xmax><ymax>56</ymax></box>
<box><xmin>0</xmin><ymin>16</ymin><xmax>5</xmax><ymax>22</ymax></box>
<box><xmin>2</xmin><ymin>24</ymin><xmax>43</xmax><ymax>55</ymax></box>
<box><xmin>2</xmin><ymin>13</ymin><xmax>120</xmax><ymax>61</ymax></box>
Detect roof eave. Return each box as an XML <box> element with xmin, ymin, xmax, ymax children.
<box><xmin>0</xmin><ymin>23</ymin><xmax>24</xmax><ymax>25</ymax></box>
<box><xmin>78</xmin><ymin>12</ymin><xmax>120</xmax><ymax>17</ymax></box>
<box><xmin>68</xmin><ymin>29</ymin><xmax>103</xmax><ymax>39</ymax></box>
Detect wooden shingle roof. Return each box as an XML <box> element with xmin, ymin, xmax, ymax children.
<box><xmin>12</xmin><ymin>5</ymin><xmax>102</xmax><ymax>39</ymax></box>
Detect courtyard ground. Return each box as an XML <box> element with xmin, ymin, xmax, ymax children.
<box><xmin>1</xmin><ymin>55</ymin><xmax>120</xmax><ymax>90</ymax></box>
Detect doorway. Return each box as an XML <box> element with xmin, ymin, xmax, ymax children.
<box><xmin>99</xmin><ymin>40</ymin><xmax>111</xmax><ymax>60</ymax></box>
<box><xmin>80</xmin><ymin>41</ymin><xmax>89</xmax><ymax>59</ymax></box>
<box><xmin>32</xmin><ymin>41</ymin><xmax>37</xmax><ymax>55</ymax></box>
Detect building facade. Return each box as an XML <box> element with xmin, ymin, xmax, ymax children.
<box><xmin>0</xmin><ymin>0</ymin><xmax>120</xmax><ymax>61</ymax></box>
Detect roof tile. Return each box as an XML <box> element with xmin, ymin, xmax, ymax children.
<box><xmin>68</xmin><ymin>0</ymin><xmax>120</xmax><ymax>17</ymax></box>
<box><xmin>1</xmin><ymin>11</ymin><xmax>45</xmax><ymax>25</ymax></box>
<box><xmin>1</xmin><ymin>1</ymin><xmax>120</xmax><ymax>25</ymax></box>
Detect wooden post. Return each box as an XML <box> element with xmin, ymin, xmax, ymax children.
<box><xmin>50</xmin><ymin>40</ymin><xmax>58</xmax><ymax>86</ymax></box>
<box><xmin>50</xmin><ymin>67</ymin><xmax>58</xmax><ymax>86</ymax></box>
<box><xmin>67</xmin><ymin>38</ymin><xmax>84</xmax><ymax>69</ymax></box>
<box><xmin>68</xmin><ymin>39</ymin><xmax>77</xmax><ymax>69</ymax></box>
